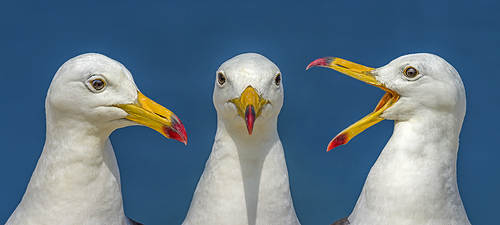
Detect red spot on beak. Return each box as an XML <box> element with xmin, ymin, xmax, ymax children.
<box><xmin>163</xmin><ymin>116</ymin><xmax>188</xmax><ymax>145</ymax></box>
<box><xmin>327</xmin><ymin>133</ymin><xmax>348</xmax><ymax>151</ymax></box>
<box><xmin>306</xmin><ymin>57</ymin><xmax>333</xmax><ymax>70</ymax></box>
<box><xmin>245</xmin><ymin>105</ymin><xmax>256</xmax><ymax>135</ymax></box>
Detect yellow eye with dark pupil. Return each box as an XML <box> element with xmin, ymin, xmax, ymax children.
<box><xmin>91</xmin><ymin>79</ymin><xmax>105</xmax><ymax>90</ymax></box>
<box><xmin>274</xmin><ymin>73</ymin><xmax>281</xmax><ymax>86</ymax></box>
<box><xmin>218</xmin><ymin>73</ymin><xmax>226</xmax><ymax>85</ymax></box>
<box><xmin>404</xmin><ymin>67</ymin><xmax>419</xmax><ymax>78</ymax></box>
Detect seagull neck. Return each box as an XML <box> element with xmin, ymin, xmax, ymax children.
<box><xmin>219</xmin><ymin>118</ymin><xmax>279</xmax><ymax>161</ymax></box>
<box><xmin>349</xmin><ymin>113</ymin><xmax>469</xmax><ymax>223</ymax></box>
<box><xmin>44</xmin><ymin>115</ymin><xmax>112</xmax><ymax>160</ymax></box>
<box><xmin>10</xmin><ymin>115</ymin><xmax>128</xmax><ymax>224</ymax></box>
<box><xmin>183</xmin><ymin>119</ymin><xmax>299</xmax><ymax>224</ymax></box>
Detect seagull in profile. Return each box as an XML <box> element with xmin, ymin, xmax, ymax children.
<box><xmin>6</xmin><ymin>53</ymin><xmax>187</xmax><ymax>225</ymax></box>
<box><xmin>182</xmin><ymin>53</ymin><xmax>300</xmax><ymax>225</ymax></box>
<box><xmin>307</xmin><ymin>53</ymin><xmax>471</xmax><ymax>225</ymax></box>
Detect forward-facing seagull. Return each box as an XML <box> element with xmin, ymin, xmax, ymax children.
<box><xmin>182</xmin><ymin>53</ymin><xmax>300</xmax><ymax>225</ymax></box>
<box><xmin>6</xmin><ymin>53</ymin><xmax>187</xmax><ymax>225</ymax></box>
<box><xmin>307</xmin><ymin>53</ymin><xmax>471</xmax><ymax>225</ymax></box>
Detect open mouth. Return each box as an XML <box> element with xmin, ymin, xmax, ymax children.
<box><xmin>307</xmin><ymin>57</ymin><xmax>400</xmax><ymax>151</ymax></box>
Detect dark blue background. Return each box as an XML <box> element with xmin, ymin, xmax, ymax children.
<box><xmin>1</xmin><ymin>1</ymin><xmax>498</xmax><ymax>224</ymax></box>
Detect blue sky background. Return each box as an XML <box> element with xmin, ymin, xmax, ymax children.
<box><xmin>0</xmin><ymin>1</ymin><xmax>498</xmax><ymax>224</ymax></box>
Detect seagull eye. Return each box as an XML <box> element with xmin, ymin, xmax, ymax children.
<box><xmin>91</xmin><ymin>78</ymin><xmax>106</xmax><ymax>91</ymax></box>
<box><xmin>218</xmin><ymin>72</ymin><xmax>226</xmax><ymax>85</ymax></box>
<box><xmin>404</xmin><ymin>67</ymin><xmax>419</xmax><ymax>78</ymax></box>
<box><xmin>274</xmin><ymin>73</ymin><xmax>281</xmax><ymax>86</ymax></box>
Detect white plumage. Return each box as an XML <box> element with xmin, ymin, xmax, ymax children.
<box><xmin>6</xmin><ymin>53</ymin><xmax>187</xmax><ymax>225</ymax></box>
<box><xmin>182</xmin><ymin>53</ymin><xmax>300</xmax><ymax>225</ymax></box>
<box><xmin>308</xmin><ymin>53</ymin><xmax>471</xmax><ymax>225</ymax></box>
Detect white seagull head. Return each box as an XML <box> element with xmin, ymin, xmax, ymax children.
<box><xmin>307</xmin><ymin>53</ymin><xmax>465</xmax><ymax>150</ymax></box>
<box><xmin>46</xmin><ymin>53</ymin><xmax>187</xmax><ymax>143</ymax></box>
<box><xmin>374</xmin><ymin>53</ymin><xmax>466</xmax><ymax>122</ymax></box>
<box><xmin>213</xmin><ymin>53</ymin><xmax>283</xmax><ymax>136</ymax></box>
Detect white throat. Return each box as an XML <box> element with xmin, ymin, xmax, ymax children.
<box><xmin>6</xmin><ymin>116</ymin><xmax>129</xmax><ymax>225</ymax></box>
<box><xmin>348</xmin><ymin>113</ymin><xmax>470</xmax><ymax>225</ymax></box>
<box><xmin>182</xmin><ymin>117</ymin><xmax>300</xmax><ymax>225</ymax></box>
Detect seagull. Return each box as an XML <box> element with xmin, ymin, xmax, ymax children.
<box><xmin>182</xmin><ymin>53</ymin><xmax>300</xmax><ymax>225</ymax></box>
<box><xmin>307</xmin><ymin>53</ymin><xmax>471</xmax><ymax>225</ymax></box>
<box><xmin>6</xmin><ymin>53</ymin><xmax>187</xmax><ymax>225</ymax></box>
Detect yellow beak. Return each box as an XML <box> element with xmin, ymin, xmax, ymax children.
<box><xmin>115</xmin><ymin>91</ymin><xmax>187</xmax><ymax>144</ymax></box>
<box><xmin>230</xmin><ymin>85</ymin><xmax>269</xmax><ymax>135</ymax></box>
<box><xmin>307</xmin><ymin>57</ymin><xmax>400</xmax><ymax>151</ymax></box>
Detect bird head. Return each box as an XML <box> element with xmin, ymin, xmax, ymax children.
<box><xmin>46</xmin><ymin>53</ymin><xmax>187</xmax><ymax>144</ymax></box>
<box><xmin>213</xmin><ymin>53</ymin><xmax>283</xmax><ymax>136</ymax></box>
<box><xmin>307</xmin><ymin>53</ymin><xmax>465</xmax><ymax>151</ymax></box>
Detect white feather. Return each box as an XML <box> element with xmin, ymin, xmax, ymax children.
<box><xmin>182</xmin><ymin>53</ymin><xmax>300</xmax><ymax>225</ymax></box>
<box><xmin>347</xmin><ymin>53</ymin><xmax>470</xmax><ymax>225</ymax></box>
<box><xmin>6</xmin><ymin>53</ymin><xmax>144</xmax><ymax>225</ymax></box>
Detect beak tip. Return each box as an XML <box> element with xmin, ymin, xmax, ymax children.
<box><xmin>164</xmin><ymin>116</ymin><xmax>188</xmax><ymax>144</ymax></box>
<box><xmin>327</xmin><ymin>133</ymin><xmax>349</xmax><ymax>151</ymax></box>
<box><xmin>307</xmin><ymin>57</ymin><xmax>334</xmax><ymax>70</ymax></box>
<box><xmin>245</xmin><ymin>105</ymin><xmax>256</xmax><ymax>135</ymax></box>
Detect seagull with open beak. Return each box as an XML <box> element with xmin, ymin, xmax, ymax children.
<box><xmin>307</xmin><ymin>53</ymin><xmax>470</xmax><ymax>225</ymax></box>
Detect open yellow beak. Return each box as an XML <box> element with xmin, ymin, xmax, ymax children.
<box><xmin>307</xmin><ymin>57</ymin><xmax>399</xmax><ymax>151</ymax></box>
<box><xmin>230</xmin><ymin>85</ymin><xmax>270</xmax><ymax>135</ymax></box>
<box><xmin>115</xmin><ymin>91</ymin><xmax>187</xmax><ymax>144</ymax></box>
